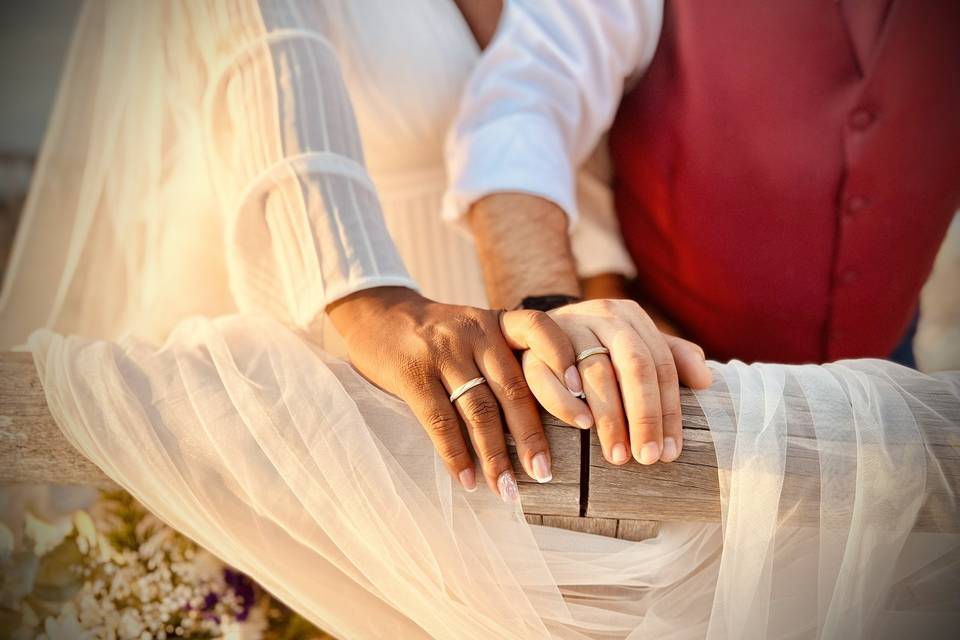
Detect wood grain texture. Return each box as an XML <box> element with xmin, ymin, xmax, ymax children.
<box><xmin>507</xmin><ymin>419</ymin><xmax>580</xmax><ymax>516</ymax></box>
<box><xmin>2</xmin><ymin>351</ymin><xmax>958</xmax><ymax>536</ymax></box>
<box><xmin>541</xmin><ymin>515</ymin><xmax>617</xmax><ymax>537</ymax></box>
<box><xmin>0</xmin><ymin>351</ymin><xmax>115</xmax><ymax>488</ymax></box>
<box><xmin>615</xmin><ymin>520</ymin><xmax>661</xmax><ymax>542</ymax></box>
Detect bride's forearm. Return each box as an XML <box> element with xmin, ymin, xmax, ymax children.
<box><xmin>468</xmin><ymin>193</ymin><xmax>581</xmax><ymax>309</ymax></box>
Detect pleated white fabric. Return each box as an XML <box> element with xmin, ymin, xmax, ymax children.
<box><xmin>4</xmin><ymin>1</ymin><xmax>959</xmax><ymax>636</ymax></box>
<box><xmin>28</xmin><ymin>317</ymin><xmax>960</xmax><ymax>639</ymax></box>
<box><xmin>0</xmin><ymin>0</ymin><xmax>637</xmax><ymax>350</ymax></box>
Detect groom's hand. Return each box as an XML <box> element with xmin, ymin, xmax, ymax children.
<box><xmin>545</xmin><ymin>300</ymin><xmax>712</xmax><ymax>466</ymax></box>
<box><xmin>327</xmin><ymin>287</ymin><xmax>581</xmax><ymax>501</ymax></box>
<box><xmin>468</xmin><ymin>193</ymin><xmax>713</xmax><ymax>465</ymax></box>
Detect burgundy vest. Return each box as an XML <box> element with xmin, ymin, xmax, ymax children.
<box><xmin>610</xmin><ymin>0</ymin><xmax>960</xmax><ymax>363</ymax></box>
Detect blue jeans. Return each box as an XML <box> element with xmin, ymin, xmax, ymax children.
<box><xmin>889</xmin><ymin>309</ymin><xmax>919</xmax><ymax>369</ymax></box>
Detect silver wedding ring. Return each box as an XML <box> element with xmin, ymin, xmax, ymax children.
<box><xmin>575</xmin><ymin>346</ymin><xmax>611</xmax><ymax>364</ymax></box>
<box><xmin>449</xmin><ymin>376</ymin><xmax>488</xmax><ymax>403</ymax></box>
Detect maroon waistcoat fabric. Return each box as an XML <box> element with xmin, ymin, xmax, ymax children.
<box><xmin>609</xmin><ymin>0</ymin><xmax>960</xmax><ymax>363</ymax></box>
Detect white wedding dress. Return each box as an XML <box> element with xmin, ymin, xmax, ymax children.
<box><xmin>3</xmin><ymin>1</ymin><xmax>959</xmax><ymax>638</ymax></box>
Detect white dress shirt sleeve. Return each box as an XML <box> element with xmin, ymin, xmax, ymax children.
<box><xmin>443</xmin><ymin>0</ymin><xmax>663</xmax><ymax>227</ymax></box>
<box><xmin>203</xmin><ymin>1</ymin><xmax>417</xmax><ymax>332</ymax></box>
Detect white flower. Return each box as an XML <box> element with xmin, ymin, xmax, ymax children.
<box><xmin>220</xmin><ymin>618</ymin><xmax>263</xmax><ymax>640</ymax></box>
<box><xmin>24</xmin><ymin>512</ymin><xmax>73</xmax><ymax>556</ymax></box>
<box><xmin>221</xmin><ymin>601</ymin><xmax>268</xmax><ymax>640</ymax></box>
<box><xmin>189</xmin><ymin>549</ymin><xmax>226</xmax><ymax>583</ymax></box>
<box><xmin>43</xmin><ymin>603</ymin><xmax>94</xmax><ymax>640</ymax></box>
<box><xmin>73</xmin><ymin>511</ymin><xmax>98</xmax><ymax>554</ymax></box>
<box><xmin>117</xmin><ymin>609</ymin><xmax>145</xmax><ymax>639</ymax></box>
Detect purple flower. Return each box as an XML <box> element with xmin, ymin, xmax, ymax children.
<box><xmin>223</xmin><ymin>568</ymin><xmax>256</xmax><ymax>621</ymax></box>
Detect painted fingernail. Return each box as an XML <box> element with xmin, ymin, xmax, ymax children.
<box><xmin>611</xmin><ymin>443</ymin><xmax>629</xmax><ymax>464</ymax></box>
<box><xmin>661</xmin><ymin>437</ymin><xmax>679</xmax><ymax>462</ymax></box>
<box><xmin>564</xmin><ymin>366</ymin><xmax>583</xmax><ymax>396</ymax></box>
<box><xmin>497</xmin><ymin>471</ymin><xmax>520</xmax><ymax>503</ymax></box>
<box><xmin>532</xmin><ymin>452</ymin><xmax>552</xmax><ymax>483</ymax></box>
<box><xmin>574</xmin><ymin>414</ymin><xmax>593</xmax><ymax>429</ymax></box>
<box><xmin>459</xmin><ymin>467</ymin><xmax>477</xmax><ymax>492</ymax></box>
<box><xmin>638</xmin><ymin>441</ymin><xmax>661</xmax><ymax>465</ymax></box>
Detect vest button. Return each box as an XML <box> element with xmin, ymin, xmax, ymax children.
<box><xmin>849</xmin><ymin>109</ymin><xmax>874</xmax><ymax>130</ymax></box>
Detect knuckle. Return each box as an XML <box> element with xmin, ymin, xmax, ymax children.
<box><xmin>499</xmin><ymin>375</ymin><xmax>533</xmax><ymax>403</ymax></box>
<box><xmin>621</xmin><ymin>299</ymin><xmax>643</xmax><ymax>314</ymax></box>
<box><xmin>594</xmin><ymin>298</ymin><xmax>617</xmax><ymax>314</ymax></box>
<box><xmin>480</xmin><ymin>448</ymin><xmax>508</xmax><ymax>468</ymax></box>
<box><xmin>425</xmin><ymin>410</ymin><xmax>460</xmax><ymax>437</ymax></box>
<box><xmin>623</xmin><ymin>353</ymin><xmax>655</xmax><ymax>378</ymax></box>
<box><xmin>661</xmin><ymin>408</ymin><xmax>682</xmax><ymax>424</ymax></box>
<box><xmin>655</xmin><ymin>362</ymin><xmax>679</xmax><ymax>385</ymax></box>
<box><xmin>431</xmin><ymin>331</ymin><xmax>459</xmax><ymax>362</ymax></box>
<box><xmin>525</xmin><ymin>310</ymin><xmax>552</xmax><ymax>333</ymax></box>
<box><xmin>630</xmin><ymin>413</ymin><xmax>663</xmax><ymax>430</ymax></box>
<box><xmin>596</xmin><ymin>414</ymin><xmax>626</xmax><ymax>435</ymax></box>
<box><xmin>461</xmin><ymin>394</ymin><xmax>501</xmax><ymax>425</ymax></box>
<box><xmin>438</xmin><ymin>442</ymin><xmax>468</xmax><ymax>462</ymax></box>
<box><xmin>397</xmin><ymin>354</ymin><xmax>432</xmax><ymax>385</ymax></box>
<box><xmin>516</xmin><ymin>428</ymin><xmax>547</xmax><ymax>448</ymax></box>
<box><xmin>453</xmin><ymin>312</ymin><xmax>486</xmax><ymax>340</ymax></box>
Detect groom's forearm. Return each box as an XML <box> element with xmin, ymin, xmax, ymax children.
<box><xmin>468</xmin><ymin>193</ymin><xmax>581</xmax><ymax>309</ymax></box>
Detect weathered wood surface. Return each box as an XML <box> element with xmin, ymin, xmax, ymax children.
<box><xmin>0</xmin><ymin>351</ymin><xmax>116</xmax><ymax>489</ymax></box>
<box><xmin>2</xmin><ymin>351</ymin><xmax>958</xmax><ymax>536</ymax></box>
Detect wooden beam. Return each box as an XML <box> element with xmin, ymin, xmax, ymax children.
<box><xmin>2</xmin><ymin>351</ymin><xmax>957</xmax><ymax>534</ymax></box>
<box><xmin>0</xmin><ymin>351</ymin><xmax>116</xmax><ymax>489</ymax></box>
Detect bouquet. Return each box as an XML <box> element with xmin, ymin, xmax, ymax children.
<box><xmin>0</xmin><ymin>491</ymin><xmax>329</xmax><ymax>640</ymax></box>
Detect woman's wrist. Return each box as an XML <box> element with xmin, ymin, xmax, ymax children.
<box><xmin>326</xmin><ymin>286</ymin><xmax>425</xmax><ymax>343</ymax></box>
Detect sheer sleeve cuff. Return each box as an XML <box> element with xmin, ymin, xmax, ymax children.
<box><xmin>227</xmin><ymin>153</ymin><xmax>417</xmax><ymax>331</ymax></box>
<box><xmin>443</xmin><ymin>114</ymin><xmax>578</xmax><ymax>228</ymax></box>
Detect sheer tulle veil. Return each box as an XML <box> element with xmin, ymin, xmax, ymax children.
<box><xmin>3</xmin><ymin>2</ymin><xmax>959</xmax><ymax>638</ymax></box>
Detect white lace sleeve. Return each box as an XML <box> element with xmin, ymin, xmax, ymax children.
<box><xmin>200</xmin><ymin>1</ymin><xmax>417</xmax><ymax>330</ymax></box>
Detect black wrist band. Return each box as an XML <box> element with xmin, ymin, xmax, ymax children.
<box><xmin>516</xmin><ymin>294</ymin><xmax>582</xmax><ymax>312</ymax></box>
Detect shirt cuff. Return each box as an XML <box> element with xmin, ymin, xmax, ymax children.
<box><xmin>443</xmin><ymin>113</ymin><xmax>578</xmax><ymax>228</ymax></box>
<box><xmin>322</xmin><ymin>275</ymin><xmax>420</xmax><ymax>309</ymax></box>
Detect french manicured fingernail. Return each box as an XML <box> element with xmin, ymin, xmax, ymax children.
<box><xmin>532</xmin><ymin>452</ymin><xmax>552</xmax><ymax>483</ymax></box>
<box><xmin>459</xmin><ymin>467</ymin><xmax>477</xmax><ymax>492</ymax></box>
<box><xmin>638</xmin><ymin>441</ymin><xmax>661</xmax><ymax>465</ymax></box>
<box><xmin>574</xmin><ymin>414</ymin><xmax>593</xmax><ymax>429</ymax></box>
<box><xmin>611</xmin><ymin>443</ymin><xmax>629</xmax><ymax>464</ymax></box>
<box><xmin>497</xmin><ymin>471</ymin><xmax>520</xmax><ymax>503</ymax></box>
<box><xmin>661</xmin><ymin>437</ymin><xmax>679</xmax><ymax>462</ymax></box>
<box><xmin>564</xmin><ymin>366</ymin><xmax>583</xmax><ymax>396</ymax></box>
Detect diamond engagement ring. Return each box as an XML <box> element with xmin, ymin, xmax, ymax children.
<box><xmin>449</xmin><ymin>376</ymin><xmax>488</xmax><ymax>403</ymax></box>
<box><xmin>575</xmin><ymin>346</ymin><xmax>611</xmax><ymax>364</ymax></box>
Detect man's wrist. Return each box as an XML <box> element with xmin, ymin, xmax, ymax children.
<box><xmin>469</xmin><ymin>193</ymin><xmax>581</xmax><ymax>309</ymax></box>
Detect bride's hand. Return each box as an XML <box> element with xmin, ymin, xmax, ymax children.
<box><xmin>524</xmin><ymin>299</ymin><xmax>712</xmax><ymax>466</ymax></box>
<box><xmin>327</xmin><ymin>287</ymin><xmax>583</xmax><ymax>500</ymax></box>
